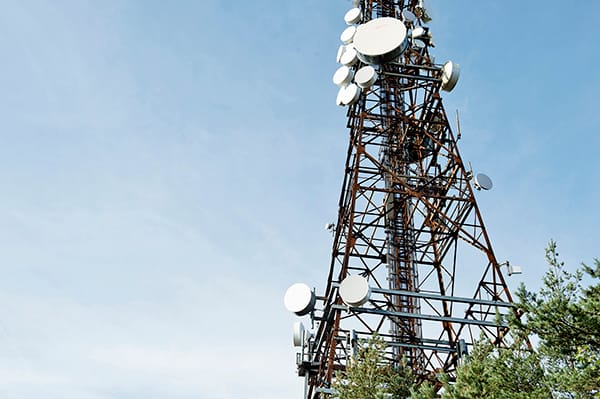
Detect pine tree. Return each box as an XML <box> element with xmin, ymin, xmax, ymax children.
<box><xmin>333</xmin><ymin>335</ymin><xmax>416</xmax><ymax>399</ymax></box>
<box><xmin>512</xmin><ymin>241</ymin><xmax>600</xmax><ymax>398</ymax></box>
<box><xmin>334</xmin><ymin>242</ymin><xmax>600</xmax><ymax>399</ymax></box>
<box><xmin>440</xmin><ymin>340</ymin><xmax>548</xmax><ymax>399</ymax></box>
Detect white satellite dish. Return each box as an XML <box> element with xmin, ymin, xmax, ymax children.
<box><xmin>344</xmin><ymin>8</ymin><xmax>362</xmax><ymax>25</ymax></box>
<box><xmin>336</xmin><ymin>44</ymin><xmax>354</xmax><ymax>64</ymax></box>
<box><xmin>336</xmin><ymin>45</ymin><xmax>345</xmax><ymax>63</ymax></box>
<box><xmin>473</xmin><ymin>173</ymin><xmax>493</xmax><ymax>190</ymax></box>
<box><xmin>292</xmin><ymin>321</ymin><xmax>305</xmax><ymax>347</ymax></box>
<box><xmin>340</xmin><ymin>47</ymin><xmax>358</xmax><ymax>66</ymax></box>
<box><xmin>339</xmin><ymin>275</ymin><xmax>371</xmax><ymax>307</ymax></box>
<box><xmin>336</xmin><ymin>86</ymin><xmax>346</xmax><ymax>106</ymax></box>
<box><xmin>353</xmin><ymin>17</ymin><xmax>408</xmax><ymax>64</ymax></box>
<box><xmin>339</xmin><ymin>83</ymin><xmax>361</xmax><ymax>106</ymax></box>
<box><xmin>411</xmin><ymin>27</ymin><xmax>426</xmax><ymax>39</ymax></box>
<box><xmin>340</xmin><ymin>26</ymin><xmax>357</xmax><ymax>45</ymax></box>
<box><xmin>284</xmin><ymin>283</ymin><xmax>316</xmax><ymax>316</ymax></box>
<box><xmin>402</xmin><ymin>9</ymin><xmax>417</xmax><ymax>23</ymax></box>
<box><xmin>355</xmin><ymin>66</ymin><xmax>378</xmax><ymax>88</ymax></box>
<box><xmin>441</xmin><ymin>61</ymin><xmax>460</xmax><ymax>92</ymax></box>
<box><xmin>333</xmin><ymin>65</ymin><xmax>354</xmax><ymax>87</ymax></box>
<box><xmin>413</xmin><ymin>38</ymin><xmax>426</xmax><ymax>49</ymax></box>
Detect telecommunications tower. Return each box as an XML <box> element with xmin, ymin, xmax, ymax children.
<box><xmin>284</xmin><ymin>1</ymin><xmax>521</xmax><ymax>397</ymax></box>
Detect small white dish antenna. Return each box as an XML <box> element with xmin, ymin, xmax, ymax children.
<box><xmin>336</xmin><ymin>86</ymin><xmax>346</xmax><ymax>106</ymax></box>
<box><xmin>411</xmin><ymin>27</ymin><xmax>426</xmax><ymax>39</ymax></box>
<box><xmin>473</xmin><ymin>173</ymin><xmax>493</xmax><ymax>191</ymax></box>
<box><xmin>355</xmin><ymin>66</ymin><xmax>378</xmax><ymax>88</ymax></box>
<box><xmin>292</xmin><ymin>321</ymin><xmax>305</xmax><ymax>347</ymax></box>
<box><xmin>340</xmin><ymin>26</ymin><xmax>357</xmax><ymax>45</ymax></box>
<box><xmin>441</xmin><ymin>61</ymin><xmax>460</xmax><ymax>92</ymax></box>
<box><xmin>336</xmin><ymin>45</ymin><xmax>345</xmax><ymax>63</ymax></box>
<box><xmin>336</xmin><ymin>44</ymin><xmax>354</xmax><ymax>64</ymax></box>
<box><xmin>284</xmin><ymin>283</ymin><xmax>316</xmax><ymax>316</ymax></box>
<box><xmin>402</xmin><ymin>9</ymin><xmax>417</xmax><ymax>23</ymax></box>
<box><xmin>344</xmin><ymin>8</ymin><xmax>362</xmax><ymax>25</ymax></box>
<box><xmin>339</xmin><ymin>275</ymin><xmax>371</xmax><ymax>307</ymax></box>
<box><xmin>333</xmin><ymin>65</ymin><xmax>354</xmax><ymax>87</ymax></box>
<box><xmin>413</xmin><ymin>38</ymin><xmax>426</xmax><ymax>49</ymax></box>
<box><xmin>353</xmin><ymin>17</ymin><xmax>408</xmax><ymax>65</ymax></box>
<box><xmin>340</xmin><ymin>47</ymin><xmax>358</xmax><ymax>66</ymax></box>
<box><xmin>339</xmin><ymin>83</ymin><xmax>361</xmax><ymax>106</ymax></box>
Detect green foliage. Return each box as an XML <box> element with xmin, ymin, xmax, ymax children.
<box><xmin>439</xmin><ymin>240</ymin><xmax>599</xmax><ymax>399</ymax></box>
<box><xmin>441</xmin><ymin>340</ymin><xmax>548</xmax><ymax>399</ymax></box>
<box><xmin>512</xmin><ymin>241</ymin><xmax>600</xmax><ymax>398</ymax></box>
<box><xmin>334</xmin><ymin>241</ymin><xmax>600</xmax><ymax>399</ymax></box>
<box><xmin>410</xmin><ymin>381</ymin><xmax>437</xmax><ymax>399</ymax></box>
<box><xmin>333</xmin><ymin>335</ymin><xmax>417</xmax><ymax>399</ymax></box>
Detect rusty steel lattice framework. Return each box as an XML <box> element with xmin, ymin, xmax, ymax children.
<box><xmin>292</xmin><ymin>1</ymin><xmax>520</xmax><ymax>398</ymax></box>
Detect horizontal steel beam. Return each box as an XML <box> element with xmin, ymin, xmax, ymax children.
<box><xmin>386</xmin><ymin>340</ymin><xmax>456</xmax><ymax>353</ymax></box>
<box><xmin>381</xmin><ymin>71</ymin><xmax>441</xmax><ymax>83</ymax></box>
<box><xmin>370</xmin><ymin>286</ymin><xmax>514</xmax><ymax>308</ymax></box>
<box><xmin>331</xmin><ymin>283</ymin><xmax>513</xmax><ymax>308</ymax></box>
<box><xmin>332</xmin><ymin>304</ymin><xmax>507</xmax><ymax>328</ymax></box>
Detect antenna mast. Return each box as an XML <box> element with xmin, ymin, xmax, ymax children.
<box><xmin>285</xmin><ymin>1</ymin><xmax>519</xmax><ymax>397</ymax></box>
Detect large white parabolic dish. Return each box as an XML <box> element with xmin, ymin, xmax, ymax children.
<box><xmin>353</xmin><ymin>17</ymin><xmax>408</xmax><ymax>65</ymax></box>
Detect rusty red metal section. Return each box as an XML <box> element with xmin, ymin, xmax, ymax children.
<box><xmin>291</xmin><ymin>1</ymin><xmax>520</xmax><ymax>397</ymax></box>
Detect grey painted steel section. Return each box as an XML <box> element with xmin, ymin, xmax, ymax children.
<box><xmin>332</xmin><ymin>304</ymin><xmax>507</xmax><ymax>328</ymax></box>
<box><xmin>331</xmin><ymin>283</ymin><xmax>514</xmax><ymax>308</ymax></box>
<box><xmin>370</xmin><ymin>286</ymin><xmax>514</xmax><ymax>308</ymax></box>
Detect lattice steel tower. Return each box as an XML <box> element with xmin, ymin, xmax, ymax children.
<box><xmin>284</xmin><ymin>1</ymin><xmax>519</xmax><ymax>397</ymax></box>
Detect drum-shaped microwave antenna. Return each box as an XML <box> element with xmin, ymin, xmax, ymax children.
<box><xmin>413</xmin><ymin>39</ymin><xmax>426</xmax><ymax>49</ymax></box>
<box><xmin>411</xmin><ymin>27</ymin><xmax>426</xmax><ymax>39</ymax></box>
<box><xmin>340</xmin><ymin>26</ymin><xmax>357</xmax><ymax>44</ymax></box>
<box><xmin>402</xmin><ymin>9</ymin><xmax>417</xmax><ymax>23</ymax></box>
<box><xmin>339</xmin><ymin>275</ymin><xmax>371</xmax><ymax>307</ymax></box>
<box><xmin>353</xmin><ymin>17</ymin><xmax>408</xmax><ymax>64</ymax></box>
<box><xmin>336</xmin><ymin>86</ymin><xmax>346</xmax><ymax>106</ymax></box>
<box><xmin>339</xmin><ymin>83</ymin><xmax>361</xmax><ymax>106</ymax></box>
<box><xmin>340</xmin><ymin>47</ymin><xmax>358</xmax><ymax>66</ymax></box>
<box><xmin>344</xmin><ymin>8</ymin><xmax>362</xmax><ymax>25</ymax></box>
<box><xmin>336</xmin><ymin>45</ymin><xmax>345</xmax><ymax>63</ymax></box>
<box><xmin>355</xmin><ymin>66</ymin><xmax>378</xmax><ymax>88</ymax></box>
<box><xmin>441</xmin><ymin>61</ymin><xmax>460</xmax><ymax>92</ymax></box>
<box><xmin>284</xmin><ymin>283</ymin><xmax>316</xmax><ymax>316</ymax></box>
<box><xmin>333</xmin><ymin>65</ymin><xmax>354</xmax><ymax>87</ymax></box>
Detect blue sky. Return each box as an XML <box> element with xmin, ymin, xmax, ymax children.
<box><xmin>0</xmin><ymin>1</ymin><xmax>598</xmax><ymax>398</ymax></box>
